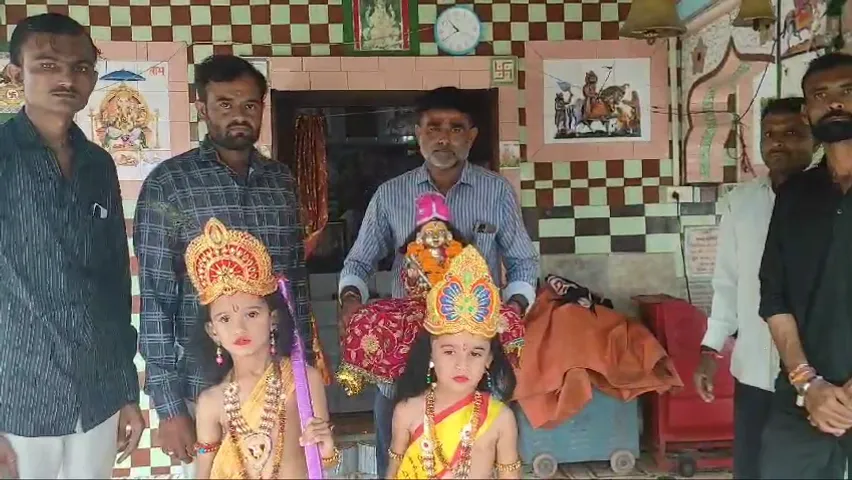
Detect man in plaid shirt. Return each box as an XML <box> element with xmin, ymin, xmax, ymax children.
<box><xmin>133</xmin><ymin>55</ymin><xmax>310</xmax><ymax>476</ymax></box>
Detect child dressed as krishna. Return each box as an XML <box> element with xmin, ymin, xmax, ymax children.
<box><xmin>185</xmin><ymin>218</ymin><xmax>340</xmax><ymax>479</ymax></box>
<box><xmin>336</xmin><ymin>192</ymin><xmax>524</xmax><ymax>397</ymax></box>
<box><xmin>389</xmin><ymin>246</ymin><xmax>523</xmax><ymax>479</ymax></box>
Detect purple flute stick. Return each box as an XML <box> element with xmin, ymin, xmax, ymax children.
<box><xmin>278</xmin><ymin>278</ymin><xmax>324</xmax><ymax>479</ymax></box>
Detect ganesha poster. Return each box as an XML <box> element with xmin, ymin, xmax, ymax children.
<box><xmin>74</xmin><ymin>61</ymin><xmax>171</xmax><ymax>181</ymax></box>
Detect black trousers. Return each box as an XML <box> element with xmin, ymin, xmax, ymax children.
<box><xmin>759</xmin><ymin>389</ymin><xmax>848</xmax><ymax>479</ymax></box>
<box><xmin>734</xmin><ymin>381</ymin><xmax>773</xmax><ymax>479</ymax></box>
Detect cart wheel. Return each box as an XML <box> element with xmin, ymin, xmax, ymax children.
<box><xmin>609</xmin><ymin>449</ymin><xmax>636</xmax><ymax>474</ymax></box>
<box><xmin>532</xmin><ymin>454</ymin><xmax>558</xmax><ymax>479</ymax></box>
<box><xmin>676</xmin><ymin>455</ymin><xmax>697</xmax><ymax>478</ymax></box>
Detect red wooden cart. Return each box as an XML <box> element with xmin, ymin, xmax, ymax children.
<box><xmin>634</xmin><ymin>295</ymin><xmax>735</xmax><ymax>478</ymax></box>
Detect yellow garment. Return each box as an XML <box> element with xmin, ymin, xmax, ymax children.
<box><xmin>210</xmin><ymin>359</ymin><xmax>295</xmax><ymax>479</ymax></box>
<box><xmin>396</xmin><ymin>393</ymin><xmax>505</xmax><ymax>479</ymax></box>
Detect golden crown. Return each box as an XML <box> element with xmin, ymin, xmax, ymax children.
<box><xmin>424</xmin><ymin>245</ymin><xmax>501</xmax><ymax>338</ymax></box>
<box><xmin>185</xmin><ymin>218</ymin><xmax>278</xmax><ymax>305</ymax></box>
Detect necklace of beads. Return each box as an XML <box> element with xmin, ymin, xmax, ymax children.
<box><xmin>223</xmin><ymin>363</ymin><xmax>287</xmax><ymax>479</ymax></box>
<box><xmin>421</xmin><ymin>387</ymin><xmax>483</xmax><ymax>480</ymax></box>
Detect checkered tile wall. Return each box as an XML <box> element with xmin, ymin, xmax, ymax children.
<box><xmin>1</xmin><ymin>0</ymin><xmax>719</xmax><ymax>261</ymax></box>
<box><xmin>0</xmin><ymin>2</ymin><xmax>721</xmax><ymax>475</ymax></box>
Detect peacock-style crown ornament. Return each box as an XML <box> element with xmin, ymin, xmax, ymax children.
<box><xmin>185</xmin><ymin>218</ymin><xmax>278</xmax><ymax>305</ymax></box>
<box><xmin>424</xmin><ymin>245</ymin><xmax>504</xmax><ymax>339</ymax></box>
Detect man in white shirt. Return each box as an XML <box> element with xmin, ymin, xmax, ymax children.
<box><xmin>693</xmin><ymin>97</ymin><xmax>816</xmax><ymax>479</ymax></box>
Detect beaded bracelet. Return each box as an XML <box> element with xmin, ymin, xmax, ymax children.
<box><xmin>495</xmin><ymin>460</ymin><xmax>523</xmax><ymax>473</ymax></box>
<box><xmin>194</xmin><ymin>441</ymin><xmax>221</xmax><ymax>455</ymax></box>
<box><xmin>789</xmin><ymin>364</ymin><xmax>816</xmax><ymax>387</ymax></box>
<box><xmin>322</xmin><ymin>448</ymin><xmax>341</xmax><ymax>468</ymax></box>
<box><xmin>388</xmin><ymin>449</ymin><xmax>405</xmax><ymax>462</ymax></box>
<box><xmin>789</xmin><ymin>363</ymin><xmax>813</xmax><ymax>376</ymax></box>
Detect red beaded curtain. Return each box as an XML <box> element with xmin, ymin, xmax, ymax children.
<box><xmin>293</xmin><ymin>113</ymin><xmax>329</xmax><ymax>260</ymax></box>
<box><xmin>292</xmin><ymin>113</ymin><xmax>332</xmax><ymax>385</ymax></box>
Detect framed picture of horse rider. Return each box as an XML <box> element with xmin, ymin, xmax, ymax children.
<box><xmin>524</xmin><ymin>40</ymin><xmax>671</xmax><ymax>163</ymax></box>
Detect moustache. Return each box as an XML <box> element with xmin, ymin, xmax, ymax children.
<box><xmin>811</xmin><ymin>111</ymin><xmax>852</xmax><ymax>143</ymax></box>
<box><xmin>51</xmin><ymin>88</ymin><xmax>77</xmax><ymax>96</ymax></box>
<box><xmin>818</xmin><ymin>111</ymin><xmax>852</xmax><ymax>123</ymax></box>
<box><xmin>227</xmin><ymin>122</ymin><xmax>253</xmax><ymax>129</ymax></box>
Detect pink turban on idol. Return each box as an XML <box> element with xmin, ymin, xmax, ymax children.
<box><xmin>415</xmin><ymin>192</ymin><xmax>452</xmax><ymax>227</ymax></box>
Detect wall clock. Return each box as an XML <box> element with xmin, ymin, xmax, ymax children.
<box><xmin>434</xmin><ymin>6</ymin><xmax>482</xmax><ymax>56</ymax></box>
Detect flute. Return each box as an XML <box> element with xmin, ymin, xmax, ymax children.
<box><xmin>278</xmin><ymin>278</ymin><xmax>324</xmax><ymax>479</ymax></box>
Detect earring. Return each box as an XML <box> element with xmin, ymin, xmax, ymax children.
<box><xmin>215</xmin><ymin>345</ymin><xmax>224</xmax><ymax>366</ymax></box>
<box><xmin>486</xmin><ymin>370</ymin><xmax>493</xmax><ymax>390</ymax></box>
<box><xmin>426</xmin><ymin>361</ymin><xmax>435</xmax><ymax>385</ymax></box>
<box><xmin>269</xmin><ymin>329</ymin><xmax>277</xmax><ymax>356</ymax></box>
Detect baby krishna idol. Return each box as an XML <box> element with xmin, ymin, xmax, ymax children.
<box><xmin>186</xmin><ymin>218</ymin><xmax>339</xmax><ymax>479</ymax></box>
<box><xmin>387</xmin><ymin>246</ymin><xmax>523</xmax><ymax>479</ymax></box>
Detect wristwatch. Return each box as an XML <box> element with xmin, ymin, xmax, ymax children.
<box><xmin>796</xmin><ymin>375</ymin><xmax>823</xmax><ymax>407</ymax></box>
<box><xmin>338</xmin><ymin>287</ymin><xmax>361</xmax><ymax>307</ymax></box>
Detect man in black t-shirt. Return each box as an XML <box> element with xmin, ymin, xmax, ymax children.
<box><xmin>759</xmin><ymin>52</ymin><xmax>852</xmax><ymax>479</ymax></box>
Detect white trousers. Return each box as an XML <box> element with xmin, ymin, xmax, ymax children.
<box><xmin>179</xmin><ymin>402</ymin><xmax>198</xmax><ymax>480</ymax></box>
<box><xmin>181</xmin><ymin>451</ymin><xmax>198</xmax><ymax>479</ymax></box>
<box><xmin>5</xmin><ymin>412</ymin><xmax>119</xmax><ymax>479</ymax></box>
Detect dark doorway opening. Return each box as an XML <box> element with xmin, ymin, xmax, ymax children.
<box><xmin>271</xmin><ymin>88</ymin><xmax>500</xmax><ymax>275</ymax></box>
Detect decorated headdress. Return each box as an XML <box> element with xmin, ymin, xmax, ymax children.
<box><xmin>415</xmin><ymin>192</ymin><xmax>452</xmax><ymax>227</ymax></box>
<box><xmin>185</xmin><ymin>218</ymin><xmax>278</xmax><ymax>305</ymax></box>
<box><xmin>425</xmin><ymin>245</ymin><xmax>503</xmax><ymax>338</ymax></box>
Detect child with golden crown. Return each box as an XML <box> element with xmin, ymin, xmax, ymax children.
<box><xmin>185</xmin><ymin>218</ymin><xmax>340</xmax><ymax>479</ymax></box>
<box><xmin>387</xmin><ymin>246</ymin><xmax>523</xmax><ymax>479</ymax></box>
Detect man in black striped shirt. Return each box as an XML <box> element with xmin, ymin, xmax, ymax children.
<box><xmin>0</xmin><ymin>13</ymin><xmax>144</xmax><ymax>478</ymax></box>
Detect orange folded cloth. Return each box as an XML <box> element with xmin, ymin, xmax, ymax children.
<box><xmin>515</xmin><ymin>287</ymin><xmax>682</xmax><ymax>429</ymax></box>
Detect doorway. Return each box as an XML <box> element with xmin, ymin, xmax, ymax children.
<box><xmin>271</xmin><ymin>88</ymin><xmax>500</xmax><ymax>414</ymax></box>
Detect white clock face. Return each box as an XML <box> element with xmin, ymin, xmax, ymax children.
<box><xmin>435</xmin><ymin>7</ymin><xmax>481</xmax><ymax>55</ymax></box>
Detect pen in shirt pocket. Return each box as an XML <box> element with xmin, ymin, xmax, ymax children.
<box><xmin>474</xmin><ymin>221</ymin><xmax>497</xmax><ymax>234</ymax></box>
<box><xmin>91</xmin><ymin>202</ymin><xmax>108</xmax><ymax>219</ymax></box>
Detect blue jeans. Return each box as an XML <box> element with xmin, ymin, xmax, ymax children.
<box><xmin>374</xmin><ymin>387</ymin><xmax>394</xmax><ymax>478</ymax></box>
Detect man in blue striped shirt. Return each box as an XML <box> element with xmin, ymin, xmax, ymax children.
<box><xmin>338</xmin><ymin>87</ymin><xmax>539</xmax><ymax>477</ymax></box>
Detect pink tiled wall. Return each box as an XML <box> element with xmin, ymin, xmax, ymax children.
<box><xmin>266</xmin><ymin>55</ymin><xmax>521</xmax><ymax>160</ymax></box>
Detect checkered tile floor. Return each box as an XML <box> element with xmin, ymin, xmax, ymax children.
<box><xmin>112</xmin><ymin>447</ymin><xmax>732</xmax><ymax>480</ymax></box>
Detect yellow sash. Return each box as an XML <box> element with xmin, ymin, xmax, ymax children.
<box><xmin>210</xmin><ymin>359</ymin><xmax>295</xmax><ymax>479</ymax></box>
<box><xmin>396</xmin><ymin>393</ymin><xmax>505</xmax><ymax>479</ymax></box>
